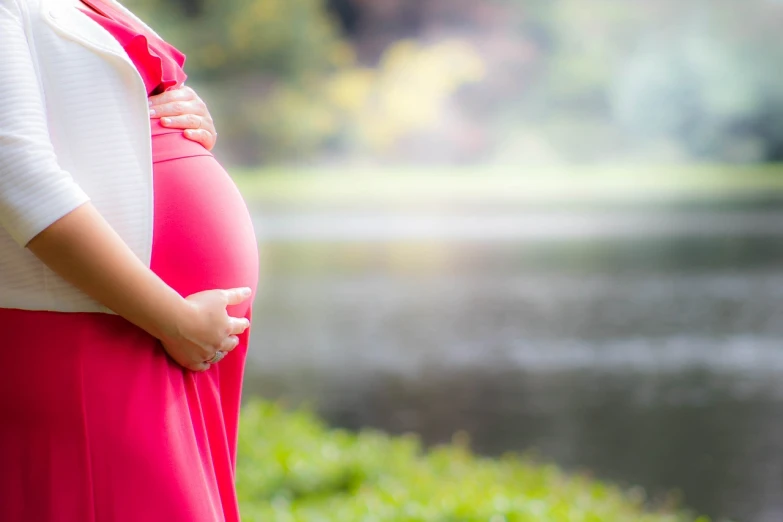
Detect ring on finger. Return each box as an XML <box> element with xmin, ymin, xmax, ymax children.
<box><xmin>208</xmin><ymin>350</ymin><xmax>226</xmax><ymax>364</ymax></box>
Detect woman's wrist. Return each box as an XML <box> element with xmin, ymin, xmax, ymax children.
<box><xmin>146</xmin><ymin>291</ymin><xmax>194</xmax><ymax>345</ymax></box>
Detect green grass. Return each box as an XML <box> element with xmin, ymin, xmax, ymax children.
<box><xmin>230</xmin><ymin>164</ymin><xmax>783</xmax><ymax>209</ymax></box>
<box><xmin>237</xmin><ymin>401</ymin><xmax>712</xmax><ymax>522</ymax></box>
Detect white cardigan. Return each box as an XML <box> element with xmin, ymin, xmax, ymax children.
<box><xmin>0</xmin><ymin>0</ymin><xmax>159</xmax><ymax>313</ymax></box>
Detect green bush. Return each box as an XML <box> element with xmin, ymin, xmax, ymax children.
<box><xmin>237</xmin><ymin>401</ymin><xmax>710</xmax><ymax>522</ymax></box>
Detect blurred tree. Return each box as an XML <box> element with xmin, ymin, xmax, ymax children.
<box><xmin>485</xmin><ymin>0</ymin><xmax>783</xmax><ymax>163</ymax></box>
<box><xmin>326</xmin><ymin>0</ymin><xmax>362</xmax><ymax>36</ymax></box>
<box><xmin>128</xmin><ymin>0</ymin><xmax>350</xmax><ymax>163</ymax></box>
<box><xmin>610</xmin><ymin>0</ymin><xmax>783</xmax><ymax>163</ymax></box>
<box><xmin>326</xmin><ymin>39</ymin><xmax>486</xmax><ymax>159</ymax></box>
<box><xmin>126</xmin><ymin>0</ymin><xmax>783</xmax><ymax>165</ymax></box>
<box><xmin>129</xmin><ymin>0</ymin><xmax>344</xmax><ymax>79</ymax></box>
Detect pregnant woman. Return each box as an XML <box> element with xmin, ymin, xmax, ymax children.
<box><xmin>0</xmin><ymin>0</ymin><xmax>258</xmax><ymax>520</ymax></box>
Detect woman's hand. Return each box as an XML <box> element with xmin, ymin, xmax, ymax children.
<box><xmin>160</xmin><ymin>287</ymin><xmax>252</xmax><ymax>372</ymax></box>
<box><xmin>148</xmin><ymin>86</ymin><xmax>218</xmax><ymax>150</ymax></box>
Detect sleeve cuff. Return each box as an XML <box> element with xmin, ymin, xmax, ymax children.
<box><xmin>3</xmin><ymin>177</ymin><xmax>91</xmax><ymax>247</ymax></box>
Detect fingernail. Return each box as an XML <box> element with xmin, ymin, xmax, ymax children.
<box><xmin>147</xmin><ymin>99</ymin><xmax>153</xmax><ymax>106</ymax></box>
<box><xmin>149</xmin><ymin>109</ymin><xmax>156</xmax><ymax>117</ymax></box>
<box><xmin>161</xmin><ymin>117</ymin><xmax>171</xmax><ymax>125</ymax></box>
<box><xmin>241</xmin><ymin>287</ymin><xmax>251</xmax><ymax>297</ymax></box>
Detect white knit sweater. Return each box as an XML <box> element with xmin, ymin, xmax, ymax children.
<box><xmin>0</xmin><ymin>0</ymin><xmax>156</xmax><ymax>313</ymax></box>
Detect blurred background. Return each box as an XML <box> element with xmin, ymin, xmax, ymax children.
<box><xmin>129</xmin><ymin>0</ymin><xmax>783</xmax><ymax>520</ymax></box>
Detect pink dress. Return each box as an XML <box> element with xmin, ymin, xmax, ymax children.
<box><xmin>0</xmin><ymin>2</ymin><xmax>259</xmax><ymax>521</ymax></box>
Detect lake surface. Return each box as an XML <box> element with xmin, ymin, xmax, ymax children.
<box><xmin>243</xmin><ymin>207</ymin><xmax>783</xmax><ymax>522</ymax></box>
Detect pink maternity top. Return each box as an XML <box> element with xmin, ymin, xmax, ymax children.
<box><xmin>0</xmin><ymin>1</ymin><xmax>259</xmax><ymax>521</ymax></box>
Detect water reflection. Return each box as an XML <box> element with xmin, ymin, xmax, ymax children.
<box><xmin>244</xmin><ymin>225</ymin><xmax>783</xmax><ymax>522</ymax></box>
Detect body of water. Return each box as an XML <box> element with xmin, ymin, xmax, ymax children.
<box><xmin>243</xmin><ymin>207</ymin><xmax>783</xmax><ymax>522</ymax></box>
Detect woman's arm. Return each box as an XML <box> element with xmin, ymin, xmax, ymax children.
<box><xmin>27</xmin><ymin>204</ymin><xmax>250</xmax><ymax>371</ymax></box>
<box><xmin>1</xmin><ymin>0</ymin><xmax>247</xmax><ymax>371</ymax></box>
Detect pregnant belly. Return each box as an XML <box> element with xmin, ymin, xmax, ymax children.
<box><xmin>149</xmin><ymin>123</ymin><xmax>258</xmax><ymax>315</ymax></box>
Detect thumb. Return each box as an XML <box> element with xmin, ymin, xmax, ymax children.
<box><xmin>223</xmin><ymin>287</ymin><xmax>252</xmax><ymax>306</ymax></box>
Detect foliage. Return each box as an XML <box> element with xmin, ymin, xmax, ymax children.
<box><xmin>324</xmin><ymin>40</ymin><xmax>485</xmax><ymax>156</ymax></box>
<box><xmin>207</xmin><ymin>39</ymin><xmax>484</xmax><ymax>163</ymax></box>
<box><xmin>127</xmin><ymin>0</ymin><xmax>346</xmax><ymax>79</ymax></box>
<box><xmin>128</xmin><ymin>0</ymin><xmax>484</xmax><ymax>163</ymax></box>
<box><xmin>127</xmin><ymin>0</ymin><xmax>783</xmax><ymax>164</ymax></box>
<box><xmin>236</xmin><ymin>400</ymin><xmax>711</xmax><ymax>522</ymax></box>
<box><xmin>496</xmin><ymin>0</ymin><xmax>783</xmax><ymax>163</ymax></box>
<box><xmin>126</xmin><ymin>0</ymin><xmax>347</xmax><ymax>163</ymax></box>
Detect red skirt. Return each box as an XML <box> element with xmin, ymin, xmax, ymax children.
<box><xmin>0</xmin><ymin>122</ymin><xmax>259</xmax><ymax>522</ymax></box>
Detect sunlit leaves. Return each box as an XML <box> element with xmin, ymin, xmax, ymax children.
<box><xmin>236</xmin><ymin>401</ymin><xmax>711</xmax><ymax>522</ymax></box>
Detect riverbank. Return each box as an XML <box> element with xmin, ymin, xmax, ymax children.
<box><xmin>236</xmin><ymin>401</ymin><xmax>711</xmax><ymax>522</ymax></box>
<box><xmin>231</xmin><ymin>164</ymin><xmax>783</xmax><ymax>210</ymax></box>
